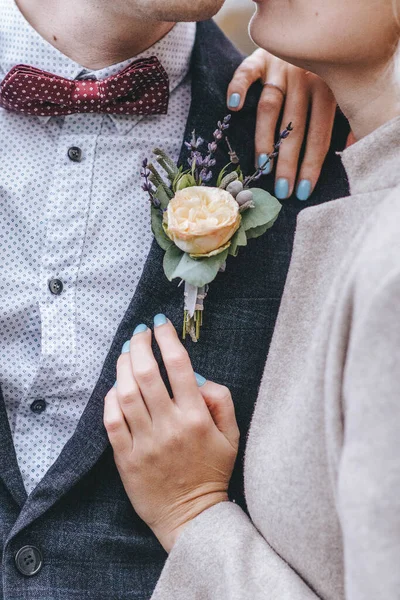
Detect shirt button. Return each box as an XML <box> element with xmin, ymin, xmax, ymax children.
<box><xmin>68</xmin><ymin>146</ymin><xmax>82</xmax><ymax>162</ymax></box>
<box><xmin>48</xmin><ymin>278</ymin><xmax>64</xmax><ymax>295</ymax></box>
<box><xmin>15</xmin><ymin>546</ymin><xmax>43</xmax><ymax>577</ymax></box>
<box><xmin>30</xmin><ymin>399</ymin><xmax>47</xmax><ymax>414</ymax></box>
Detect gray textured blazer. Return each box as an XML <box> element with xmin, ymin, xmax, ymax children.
<box><xmin>151</xmin><ymin>117</ymin><xmax>400</xmax><ymax>600</ymax></box>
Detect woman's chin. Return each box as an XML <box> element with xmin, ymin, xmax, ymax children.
<box><xmin>249</xmin><ymin>8</ymin><xmax>282</xmax><ymax>56</ymax></box>
<box><xmin>249</xmin><ymin>10</ymin><xmax>311</xmax><ymax>71</ymax></box>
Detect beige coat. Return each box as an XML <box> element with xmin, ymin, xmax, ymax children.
<box><xmin>151</xmin><ymin>116</ymin><xmax>400</xmax><ymax>600</ymax></box>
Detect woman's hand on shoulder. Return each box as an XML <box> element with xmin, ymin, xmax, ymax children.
<box><xmin>227</xmin><ymin>49</ymin><xmax>337</xmax><ymax>201</ymax></box>
<box><xmin>104</xmin><ymin>317</ymin><xmax>239</xmax><ymax>553</ymax></box>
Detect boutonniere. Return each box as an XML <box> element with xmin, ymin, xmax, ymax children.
<box><xmin>141</xmin><ymin>115</ymin><xmax>293</xmax><ymax>342</ymax></box>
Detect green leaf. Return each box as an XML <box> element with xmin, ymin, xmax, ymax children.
<box><xmin>229</xmin><ymin>225</ymin><xmax>247</xmax><ymax>257</ymax></box>
<box><xmin>245</xmin><ymin>220</ymin><xmax>276</xmax><ymax>240</ymax></box>
<box><xmin>151</xmin><ymin>208</ymin><xmax>173</xmax><ymax>251</ymax></box>
<box><xmin>174</xmin><ymin>173</ymin><xmax>197</xmax><ymax>191</ymax></box>
<box><xmin>155</xmin><ymin>184</ymin><xmax>173</xmax><ymax>208</ymax></box>
<box><xmin>240</xmin><ymin>188</ymin><xmax>282</xmax><ymax>232</ymax></box>
<box><xmin>163</xmin><ymin>245</ymin><xmax>184</xmax><ymax>280</ymax></box>
<box><xmin>164</xmin><ymin>247</ymin><xmax>229</xmax><ymax>287</ymax></box>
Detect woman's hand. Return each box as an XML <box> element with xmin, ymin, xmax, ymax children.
<box><xmin>227</xmin><ymin>49</ymin><xmax>337</xmax><ymax>201</ymax></box>
<box><xmin>104</xmin><ymin>316</ymin><xmax>240</xmax><ymax>553</ymax></box>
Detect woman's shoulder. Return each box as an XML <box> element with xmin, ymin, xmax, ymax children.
<box><xmin>353</xmin><ymin>184</ymin><xmax>400</xmax><ymax>297</ymax></box>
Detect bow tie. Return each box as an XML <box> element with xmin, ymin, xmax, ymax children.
<box><xmin>0</xmin><ymin>56</ymin><xmax>170</xmax><ymax>117</ymax></box>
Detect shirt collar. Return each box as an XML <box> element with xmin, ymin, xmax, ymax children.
<box><xmin>0</xmin><ymin>0</ymin><xmax>196</xmax><ymax>134</ymax></box>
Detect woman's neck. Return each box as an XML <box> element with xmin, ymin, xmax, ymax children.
<box><xmin>321</xmin><ymin>59</ymin><xmax>400</xmax><ymax>141</ymax></box>
<box><xmin>15</xmin><ymin>0</ymin><xmax>174</xmax><ymax>69</ymax></box>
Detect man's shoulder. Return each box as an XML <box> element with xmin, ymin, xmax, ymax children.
<box><xmin>192</xmin><ymin>20</ymin><xmax>261</xmax><ymax>113</ymax></box>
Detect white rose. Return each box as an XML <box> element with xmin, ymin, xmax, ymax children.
<box><xmin>164</xmin><ymin>187</ymin><xmax>241</xmax><ymax>256</ymax></box>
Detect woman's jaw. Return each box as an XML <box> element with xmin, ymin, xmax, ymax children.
<box><xmin>249</xmin><ymin>0</ymin><xmax>400</xmax><ymax>140</ymax></box>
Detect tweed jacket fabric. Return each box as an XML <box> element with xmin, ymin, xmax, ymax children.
<box><xmin>0</xmin><ymin>21</ymin><xmax>349</xmax><ymax>600</ymax></box>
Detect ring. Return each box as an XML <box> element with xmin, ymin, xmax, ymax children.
<box><xmin>263</xmin><ymin>82</ymin><xmax>286</xmax><ymax>99</ymax></box>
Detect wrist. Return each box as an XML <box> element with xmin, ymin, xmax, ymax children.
<box><xmin>152</xmin><ymin>492</ymin><xmax>229</xmax><ymax>553</ymax></box>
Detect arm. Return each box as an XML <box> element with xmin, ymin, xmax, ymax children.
<box><xmin>151</xmin><ymin>502</ymin><xmax>320</xmax><ymax>600</ymax></box>
<box><xmin>338</xmin><ymin>271</ymin><xmax>400</xmax><ymax>598</ymax></box>
<box><xmin>104</xmin><ymin>319</ymin><xmax>321</xmax><ymax>599</ymax></box>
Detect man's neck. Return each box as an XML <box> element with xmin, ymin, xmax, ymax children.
<box><xmin>15</xmin><ymin>0</ymin><xmax>175</xmax><ymax>69</ymax></box>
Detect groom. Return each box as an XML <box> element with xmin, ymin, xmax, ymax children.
<box><xmin>0</xmin><ymin>0</ymin><xmax>349</xmax><ymax>598</ymax></box>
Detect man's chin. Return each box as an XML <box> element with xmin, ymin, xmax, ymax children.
<box><xmin>142</xmin><ymin>1</ymin><xmax>226</xmax><ymax>23</ymax></box>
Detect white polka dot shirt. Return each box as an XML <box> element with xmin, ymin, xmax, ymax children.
<box><xmin>0</xmin><ymin>0</ymin><xmax>195</xmax><ymax>494</ymax></box>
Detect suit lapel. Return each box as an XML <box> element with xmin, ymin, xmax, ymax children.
<box><xmin>7</xmin><ymin>20</ymin><xmax>259</xmax><ymax>536</ymax></box>
<box><xmin>0</xmin><ymin>392</ymin><xmax>27</xmax><ymax>507</ymax></box>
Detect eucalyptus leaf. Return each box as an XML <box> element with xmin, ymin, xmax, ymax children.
<box><xmin>165</xmin><ymin>248</ymin><xmax>229</xmax><ymax>287</ymax></box>
<box><xmin>245</xmin><ymin>218</ymin><xmax>277</xmax><ymax>240</ymax></box>
<box><xmin>163</xmin><ymin>245</ymin><xmax>185</xmax><ymax>281</ymax></box>
<box><xmin>151</xmin><ymin>208</ymin><xmax>173</xmax><ymax>251</ymax></box>
<box><xmin>229</xmin><ymin>225</ymin><xmax>248</xmax><ymax>257</ymax></box>
<box><xmin>241</xmin><ymin>188</ymin><xmax>282</xmax><ymax>232</ymax></box>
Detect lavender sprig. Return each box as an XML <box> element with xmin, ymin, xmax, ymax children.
<box><xmin>186</xmin><ymin>133</ymin><xmax>205</xmax><ymax>178</ymax></box>
<box><xmin>140</xmin><ymin>158</ymin><xmax>160</xmax><ymax>209</ymax></box>
<box><xmin>200</xmin><ymin>115</ymin><xmax>232</xmax><ymax>183</ymax></box>
<box><xmin>244</xmin><ymin>122</ymin><xmax>293</xmax><ymax>187</ymax></box>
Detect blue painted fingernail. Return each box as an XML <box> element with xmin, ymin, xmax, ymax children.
<box><xmin>121</xmin><ymin>340</ymin><xmax>130</xmax><ymax>354</ymax></box>
<box><xmin>154</xmin><ymin>314</ymin><xmax>168</xmax><ymax>327</ymax></box>
<box><xmin>275</xmin><ymin>178</ymin><xmax>290</xmax><ymax>200</ymax></box>
<box><xmin>296</xmin><ymin>179</ymin><xmax>312</xmax><ymax>202</ymax></box>
<box><xmin>258</xmin><ymin>154</ymin><xmax>272</xmax><ymax>175</ymax></box>
<box><xmin>113</xmin><ymin>381</ymin><xmax>117</xmax><ymax>388</ymax></box>
<box><xmin>228</xmin><ymin>93</ymin><xmax>241</xmax><ymax>109</ymax></box>
<box><xmin>133</xmin><ymin>324</ymin><xmax>148</xmax><ymax>336</ymax></box>
<box><xmin>195</xmin><ymin>373</ymin><xmax>207</xmax><ymax>387</ymax></box>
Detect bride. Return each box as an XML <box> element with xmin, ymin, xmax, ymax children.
<box><xmin>105</xmin><ymin>0</ymin><xmax>400</xmax><ymax>597</ymax></box>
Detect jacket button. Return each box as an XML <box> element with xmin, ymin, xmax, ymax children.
<box><xmin>68</xmin><ymin>146</ymin><xmax>82</xmax><ymax>162</ymax></box>
<box><xmin>48</xmin><ymin>278</ymin><xmax>64</xmax><ymax>295</ymax></box>
<box><xmin>15</xmin><ymin>546</ymin><xmax>43</xmax><ymax>576</ymax></box>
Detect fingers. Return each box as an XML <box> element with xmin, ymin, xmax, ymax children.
<box><xmin>254</xmin><ymin>57</ymin><xmax>287</xmax><ymax>175</ymax></box>
<box><xmin>231</xmin><ymin>48</ymin><xmax>338</xmax><ymax>202</ymax></box>
<box><xmin>227</xmin><ymin>48</ymin><xmax>270</xmax><ymax>111</ymax></box>
<box><xmin>295</xmin><ymin>78</ymin><xmax>336</xmax><ymax>202</ymax></box>
<box><xmin>273</xmin><ymin>69</ymin><xmax>309</xmax><ymax>200</ymax></box>
<box><xmin>199</xmin><ymin>382</ymin><xmax>240</xmax><ymax>450</ymax></box>
<box><xmin>104</xmin><ymin>388</ymin><xmax>132</xmax><ymax>454</ymax></box>
<box><xmin>129</xmin><ymin>324</ymin><xmax>172</xmax><ymax>420</ymax></box>
<box><xmin>152</xmin><ymin>315</ymin><xmax>204</xmax><ymax>409</ymax></box>
<box><xmin>115</xmin><ymin>346</ymin><xmax>152</xmax><ymax>435</ymax></box>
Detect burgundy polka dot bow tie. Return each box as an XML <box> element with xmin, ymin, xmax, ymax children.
<box><xmin>0</xmin><ymin>56</ymin><xmax>170</xmax><ymax>117</ymax></box>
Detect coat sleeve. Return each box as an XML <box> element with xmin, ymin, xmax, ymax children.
<box><xmin>151</xmin><ymin>501</ymin><xmax>320</xmax><ymax>600</ymax></box>
<box><xmin>337</xmin><ymin>270</ymin><xmax>400</xmax><ymax>598</ymax></box>
<box><xmin>152</xmin><ymin>273</ymin><xmax>400</xmax><ymax>600</ymax></box>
